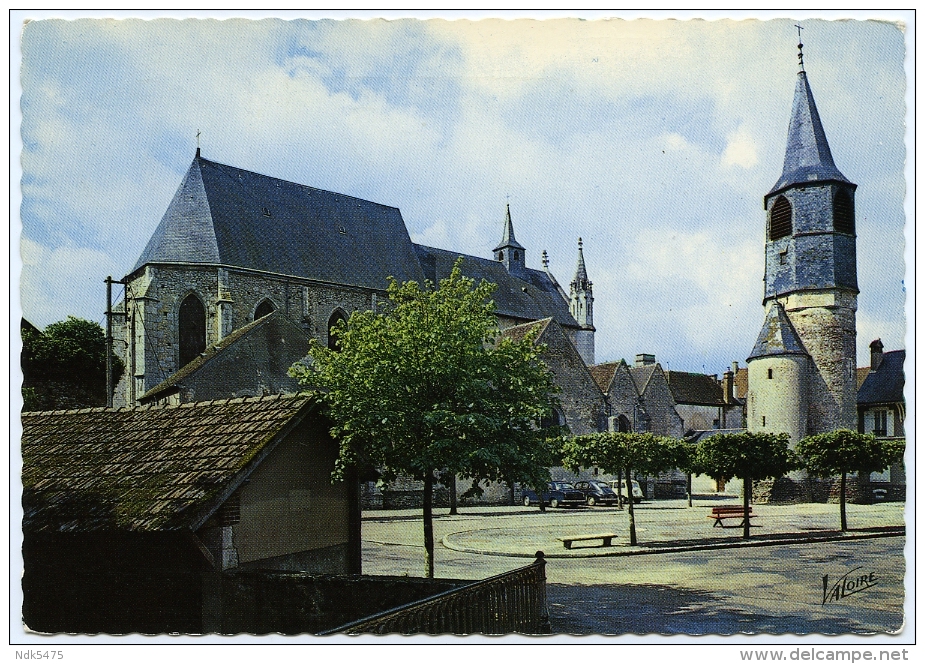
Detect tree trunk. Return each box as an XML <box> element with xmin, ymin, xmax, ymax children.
<box><xmin>743</xmin><ymin>474</ymin><xmax>751</xmax><ymax>539</ymax></box>
<box><xmin>687</xmin><ymin>472</ymin><xmax>693</xmax><ymax>507</ymax></box>
<box><xmin>423</xmin><ymin>472</ymin><xmax>435</xmax><ymax>578</ymax></box>
<box><xmin>840</xmin><ymin>470</ymin><xmax>848</xmax><ymax>532</ymax></box>
<box><xmin>448</xmin><ymin>474</ymin><xmax>458</xmax><ymax>515</ymax></box>
<box><xmin>617</xmin><ymin>469</ymin><xmax>624</xmax><ymax>510</ymax></box>
<box><xmin>625</xmin><ymin>467</ymin><xmax>637</xmax><ymax>546</ymax></box>
<box><xmin>509</xmin><ymin>481</ymin><xmax>516</xmax><ymax>506</ymax></box>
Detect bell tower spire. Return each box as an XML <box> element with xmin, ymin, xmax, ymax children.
<box><xmin>569</xmin><ymin>237</ymin><xmax>595</xmax><ymax>365</ymax></box>
<box><xmin>493</xmin><ymin>202</ymin><xmax>526</xmax><ymax>275</ymax></box>
<box><xmin>748</xmin><ymin>35</ymin><xmax>858</xmax><ymax>442</ymax></box>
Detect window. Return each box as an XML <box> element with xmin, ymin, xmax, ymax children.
<box><xmin>327</xmin><ymin>310</ymin><xmax>347</xmax><ymax>351</ymax></box>
<box><xmin>769</xmin><ymin>196</ymin><xmax>793</xmax><ymax>240</ymax></box>
<box><xmin>767</xmin><ymin>368</ymin><xmax>773</xmax><ymax>379</ymax></box>
<box><xmin>617</xmin><ymin>414</ymin><xmax>631</xmax><ymax>433</ymax></box>
<box><xmin>254</xmin><ymin>300</ymin><xmax>275</xmax><ymax>320</ymax></box>
<box><xmin>833</xmin><ymin>189</ymin><xmax>855</xmax><ymax>234</ymax></box>
<box><xmin>779</xmin><ymin>249</ymin><xmax>788</xmax><ymax>265</ymax></box>
<box><xmin>513</xmin><ymin>250</ymin><xmax>518</xmax><ymax>261</ymax></box>
<box><xmin>498</xmin><ymin>250</ymin><xmax>504</xmax><ymax>261</ymax></box>
<box><xmin>762</xmin><ymin>416</ymin><xmax>766</xmax><ymax>427</ymax></box>
<box><xmin>873</xmin><ymin>410</ymin><xmax>888</xmax><ymax>437</ymax></box>
<box><xmin>178</xmin><ymin>294</ymin><xmax>206</xmax><ymax>367</ymax></box>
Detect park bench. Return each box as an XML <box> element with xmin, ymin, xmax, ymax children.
<box><xmin>709</xmin><ymin>506</ymin><xmax>756</xmax><ymax>528</ymax></box>
<box><xmin>557</xmin><ymin>532</ymin><xmax>619</xmax><ymax>549</ymax></box>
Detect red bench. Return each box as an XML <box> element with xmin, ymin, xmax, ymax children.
<box><xmin>709</xmin><ymin>506</ymin><xmax>755</xmax><ymax>528</ymax></box>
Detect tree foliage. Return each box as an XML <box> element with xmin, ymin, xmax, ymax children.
<box><xmin>693</xmin><ymin>431</ymin><xmax>798</xmax><ymax>538</ymax></box>
<box><xmin>796</xmin><ymin>430</ymin><xmax>904</xmax><ymax>531</ymax></box>
<box><xmin>290</xmin><ymin>260</ymin><xmax>561</xmax><ymax>576</ymax></box>
<box><xmin>562</xmin><ymin>432</ymin><xmax>693</xmax><ymax>545</ymax></box>
<box><xmin>21</xmin><ymin>317</ymin><xmax>124</xmax><ymax>411</ymax></box>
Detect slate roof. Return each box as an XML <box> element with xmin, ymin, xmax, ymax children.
<box><xmin>857</xmin><ymin>350</ymin><xmax>905</xmax><ymax>406</ymax></box>
<box><xmin>589</xmin><ymin>362</ymin><xmax>621</xmax><ymax>393</ymax></box>
<box><xmin>413</xmin><ymin>244</ymin><xmax>580</xmax><ymax>330</ymax></box>
<box><xmin>21</xmin><ymin>395</ymin><xmax>316</xmax><ymax>533</ymax></box>
<box><xmin>856</xmin><ymin>366</ymin><xmax>871</xmax><ymax>391</ymax></box>
<box><xmin>747</xmin><ymin>303</ymin><xmax>808</xmax><ymax>361</ymax></box>
<box><xmin>666</xmin><ymin>371</ymin><xmax>725</xmax><ymax>406</ymax></box>
<box><xmin>768</xmin><ymin>71</ymin><xmax>853</xmax><ymax>197</ymax></box>
<box><xmin>627</xmin><ymin>364</ymin><xmax>659</xmax><ymax>395</ymax></box>
<box><xmin>132</xmin><ymin>154</ymin><xmax>425</xmax><ymax>290</ymax></box>
<box><xmin>498</xmin><ymin>318</ymin><xmax>552</xmax><ymax>344</ymax></box>
<box><xmin>140</xmin><ymin>311</ymin><xmax>309</xmax><ymax>403</ymax></box>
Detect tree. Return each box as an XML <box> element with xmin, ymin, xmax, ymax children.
<box><xmin>693</xmin><ymin>432</ymin><xmax>797</xmax><ymax>538</ymax></box>
<box><xmin>290</xmin><ymin>260</ymin><xmax>561</xmax><ymax>578</ymax></box>
<box><xmin>796</xmin><ymin>430</ymin><xmax>905</xmax><ymax>532</ymax></box>
<box><xmin>561</xmin><ymin>433</ymin><xmax>692</xmax><ymax>545</ymax></box>
<box><xmin>21</xmin><ymin>316</ymin><xmax>123</xmax><ymax>411</ymax></box>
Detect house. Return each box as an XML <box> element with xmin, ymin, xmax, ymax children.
<box><xmin>666</xmin><ymin>369</ymin><xmax>744</xmax><ymax>433</ymax></box>
<box><xmin>21</xmin><ymin>394</ymin><xmax>361</xmax><ymax>633</ymax></box>
<box><xmin>856</xmin><ymin>339</ymin><xmax>906</xmax><ymax>501</ymax></box>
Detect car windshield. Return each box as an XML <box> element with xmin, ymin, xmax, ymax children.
<box><xmin>557</xmin><ymin>483</ymin><xmax>576</xmax><ymax>489</ymax></box>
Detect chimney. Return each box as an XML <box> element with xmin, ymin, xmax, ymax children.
<box><xmin>731</xmin><ymin>361</ymin><xmax>740</xmax><ymax>399</ymax></box>
<box><xmin>723</xmin><ymin>370</ymin><xmax>735</xmax><ymax>404</ymax></box>
<box><xmin>635</xmin><ymin>353</ymin><xmax>656</xmax><ymax>367</ymax></box>
<box><xmin>870</xmin><ymin>339</ymin><xmax>884</xmax><ymax>371</ymax></box>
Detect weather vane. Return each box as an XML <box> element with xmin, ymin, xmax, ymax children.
<box><xmin>542</xmin><ymin>250</ymin><xmax>549</xmax><ymax>269</ymax></box>
<box><xmin>196</xmin><ymin>129</ymin><xmax>201</xmax><ymax>149</ymax></box>
<box><xmin>795</xmin><ymin>24</ymin><xmax>805</xmax><ymax>71</ymax></box>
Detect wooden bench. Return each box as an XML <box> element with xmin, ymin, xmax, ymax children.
<box><xmin>557</xmin><ymin>533</ymin><xmax>619</xmax><ymax>549</ymax></box>
<box><xmin>709</xmin><ymin>506</ymin><xmax>755</xmax><ymax>528</ymax></box>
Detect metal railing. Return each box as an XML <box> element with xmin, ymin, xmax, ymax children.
<box><xmin>320</xmin><ymin>551</ymin><xmax>549</xmax><ymax>635</ymax></box>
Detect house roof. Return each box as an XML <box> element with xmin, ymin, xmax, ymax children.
<box><xmin>589</xmin><ymin>362</ymin><xmax>621</xmax><ymax>393</ymax></box>
<box><xmin>747</xmin><ymin>302</ymin><xmax>808</xmax><ymax>361</ymax></box>
<box><xmin>21</xmin><ymin>395</ymin><xmax>317</xmax><ymax>533</ymax></box>
<box><xmin>856</xmin><ymin>366</ymin><xmax>871</xmax><ymax>391</ymax></box>
<box><xmin>857</xmin><ymin>350</ymin><xmax>905</xmax><ymax>406</ymax></box>
<box><xmin>627</xmin><ymin>364</ymin><xmax>659</xmax><ymax>395</ymax></box>
<box><xmin>140</xmin><ymin>311</ymin><xmax>309</xmax><ymax>403</ymax></box>
<box><xmin>413</xmin><ymin>244</ymin><xmax>580</xmax><ymax>330</ymax></box>
<box><xmin>132</xmin><ymin>154</ymin><xmax>425</xmax><ymax>290</ymax></box>
<box><xmin>665</xmin><ymin>371</ymin><xmax>725</xmax><ymax>406</ymax></box>
<box><xmin>498</xmin><ymin>318</ymin><xmax>552</xmax><ymax>344</ymax></box>
<box><xmin>768</xmin><ymin>70</ymin><xmax>853</xmax><ymax>198</ymax></box>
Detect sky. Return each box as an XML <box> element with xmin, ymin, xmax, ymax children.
<box><xmin>14</xmin><ymin>12</ymin><xmax>910</xmax><ymax>375</ymax></box>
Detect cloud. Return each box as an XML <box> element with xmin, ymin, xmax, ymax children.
<box><xmin>16</xmin><ymin>16</ymin><xmax>908</xmax><ymax>374</ymax></box>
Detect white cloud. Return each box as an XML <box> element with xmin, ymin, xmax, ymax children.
<box><xmin>721</xmin><ymin>126</ymin><xmax>758</xmax><ymax>169</ymax></box>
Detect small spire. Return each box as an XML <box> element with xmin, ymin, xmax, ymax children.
<box><xmin>572</xmin><ymin>237</ymin><xmax>589</xmax><ymax>287</ymax></box>
<box><xmin>493</xmin><ymin>202</ymin><xmax>525</xmax><ymax>252</ymax></box>
<box><xmin>196</xmin><ymin>129</ymin><xmax>202</xmax><ymax>157</ymax></box>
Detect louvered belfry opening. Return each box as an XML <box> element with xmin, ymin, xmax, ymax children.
<box><xmin>833</xmin><ymin>189</ymin><xmax>855</xmax><ymax>234</ymax></box>
<box><xmin>769</xmin><ymin>196</ymin><xmax>793</xmax><ymax>241</ymax></box>
<box><xmin>178</xmin><ymin>295</ymin><xmax>206</xmax><ymax>367</ymax></box>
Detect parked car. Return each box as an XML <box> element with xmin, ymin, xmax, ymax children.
<box><xmin>607</xmin><ymin>479</ymin><xmax>644</xmax><ymax>503</ymax></box>
<box><xmin>573</xmin><ymin>480</ymin><xmax>619</xmax><ymax>506</ymax></box>
<box><xmin>522</xmin><ymin>481</ymin><xmax>585</xmax><ymax>508</ymax></box>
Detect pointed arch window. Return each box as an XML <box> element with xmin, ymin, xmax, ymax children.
<box><xmin>178</xmin><ymin>294</ymin><xmax>206</xmax><ymax>368</ymax></box>
<box><xmin>254</xmin><ymin>300</ymin><xmax>275</xmax><ymax>320</ymax></box>
<box><xmin>833</xmin><ymin>189</ymin><xmax>855</xmax><ymax>235</ymax></box>
<box><xmin>769</xmin><ymin>196</ymin><xmax>793</xmax><ymax>241</ymax></box>
<box><xmin>617</xmin><ymin>414</ymin><xmax>631</xmax><ymax>433</ymax></box>
<box><xmin>327</xmin><ymin>310</ymin><xmax>348</xmax><ymax>351</ymax></box>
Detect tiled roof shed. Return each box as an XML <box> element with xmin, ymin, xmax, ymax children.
<box><xmin>22</xmin><ymin>395</ymin><xmax>317</xmax><ymax>533</ymax></box>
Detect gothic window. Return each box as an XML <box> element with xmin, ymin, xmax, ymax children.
<box><xmin>833</xmin><ymin>189</ymin><xmax>855</xmax><ymax>234</ymax></box>
<box><xmin>541</xmin><ymin>408</ymin><xmax>565</xmax><ymax>429</ymax></box>
<box><xmin>178</xmin><ymin>294</ymin><xmax>206</xmax><ymax>368</ymax></box>
<box><xmin>254</xmin><ymin>300</ymin><xmax>275</xmax><ymax>320</ymax></box>
<box><xmin>513</xmin><ymin>250</ymin><xmax>518</xmax><ymax>261</ymax></box>
<box><xmin>498</xmin><ymin>250</ymin><xmax>504</xmax><ymax>262</ymax></box>
<box><xmin>769</xmin><ymin>196</ymin><xmax>792</xmax><ymax>241</ymax></box>
<box><xmin>617</xmin><ymin>414</ymin><xmax>631</xmax><ymax>433</ymax></box>
<box><xmin>327</xmin><ymin>310</ymin><xmax>347</xmax><ymax>351</ymax></box>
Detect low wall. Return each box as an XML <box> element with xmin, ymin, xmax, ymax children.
<box><xmin>218</xmin><ymin>572</ymin><xmax>469</xmax><ymax>634</ymax></box>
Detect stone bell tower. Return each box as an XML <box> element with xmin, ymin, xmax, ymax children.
<box><xmin>747</xmin><ymin>41</ymin><xmax>858</xmax><ymax>443</ymax></box>
<box><xmin>569</xmin><ymin>238</ymin><xmax>595</xmax><ymax>366</ymax></box>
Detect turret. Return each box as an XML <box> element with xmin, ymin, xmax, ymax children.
<box><xmin>568</xmin><ymin>238</ymin><xmax>595</xmax><ymax>365</ymax></box>
<box><xmin>492</xmin><ymin>203</ymin><xmax>526</xmax><ymax>275</ymax></box>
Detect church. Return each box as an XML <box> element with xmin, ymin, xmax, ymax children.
<box><xmin>108</xmin><ymin>44</ymin><xmax>884</xmax><ymax>504</ymax></box>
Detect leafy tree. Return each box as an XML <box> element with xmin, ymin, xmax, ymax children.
<box><xmin>21</xmin><ymin>316</ymin><xmax>123</xmax><ymax>411</ymax></box>
<box><xmin>562</xmin><ymin>433</ymin><xmax>692</xmax><ymax>545</ymax></box>
<box><xmin>693</xmin><ymin>432</ymin><xmax>797</xmax><ymax>538</ymax></box>
<box><xmin>796</xmin><ymin>430</ymin><xmax>905</xmax><ymax>532</ymax></box>
<box><xmin>290</xmin><ymin>260</ymin><xmax>561</xmax><ymax>578</ymax></box>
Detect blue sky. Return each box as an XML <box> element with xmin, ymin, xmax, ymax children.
<box><xmin>14</xmin><ymin>13</ymin><xmax>909</xmax><ymax>374</ymax></box>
